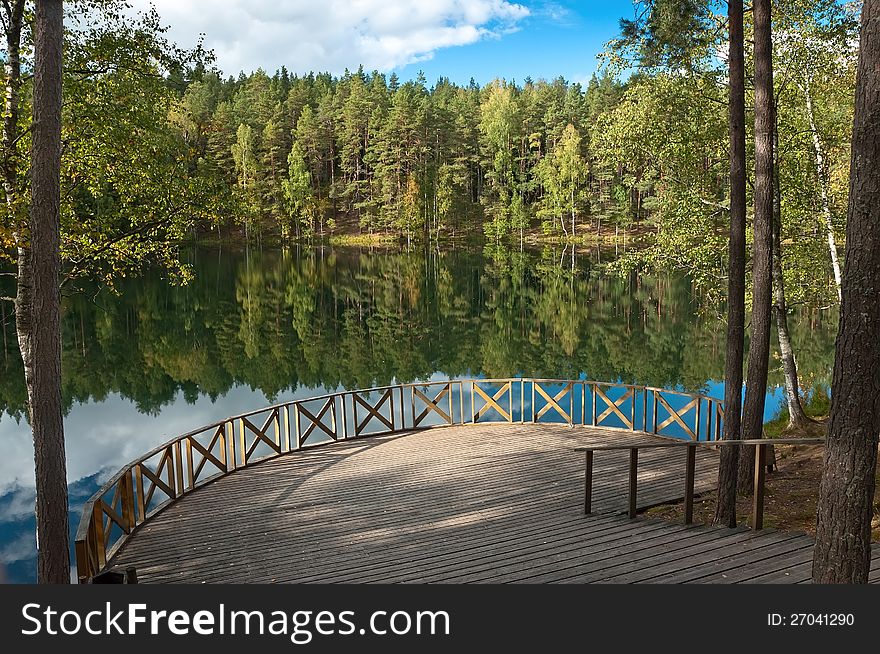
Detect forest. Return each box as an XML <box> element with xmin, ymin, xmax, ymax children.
<box><xmin>150</xmin><ymin>0</ymin><xmax>853</xmax><ymax>307</ymax></box>
<box><xmin>1</xmin><ymin>0</ymin><xmax>857</xmax><ymax>307</ymax></box>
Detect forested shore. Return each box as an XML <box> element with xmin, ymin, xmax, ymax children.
<box><xmin>171</xmin><ymin>1</ymin><xmax>855</xmax><ymax>309</ymax></box>
<box><xmin>2</xmin><ymin>1</ymin><xmax>856</xmax><ymax>308</ymax></box>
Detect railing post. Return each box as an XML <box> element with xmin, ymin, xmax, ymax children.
<box><xmin>134</xmin><ymin>464</ymin><xmax>145</xmax><ymax>522</ymax></box>
<box><xmin>294</xmin><ymin>404</ymin><xmax>302</xmax><ymax>449</ymax></box>
<box><xmin>531</xmin><ymin>380</ymin><xmax>536</xmax><ymax>423</ymax></box>
<box><xmin>584</xmin><ymin>450</ymin><xmax>594</xmax><ymax>515</ymax></box>
<box><xmin>581</xmin><ymin>381</ymin><xmax>586</xmax><ymax>425</ymax></box>
<box><xmin>399</xmin><ymin>386</ymin><xmax>405</xmax><ymax>429</ymax></box>
<box><xmin>684</xmin><ymin>443</ymin><xmax>696</xmax><ymax>524</ymax></box>
<box><xmin>628</xmin><ymin>448</ymin><xmax>638</xmax><ymax>519</ymax></box>
<box><xmin>237</xmin><ymin>419</ymin><xmax>246</xmax><ymax>467</ymax></box>
<box><xmin>283</xmin><ymin>405</ymin><xmax>292</xmax><ymax>449</ymax></box>
<box><xmin>652</xmin><ymin>392</ymin><xmax>658</xmax><ymax>434</ymax></box>
<box><xmin>448</xmin><ymin>384</ymin><xmax>454</xmax><ymax>425</ymax></box>
<box><xmin>752</xmin><ymin>442</ymin><xmax>766</xmax><ymax>530</ymax></box>
<box><xmin>165</xmin><ymin>446</ymin><xmax>177</xmax><ymax>499</ymax></box>
<box><xmin>174</xmin><ymin>441</ymin><xmax>184</xmax><ymax>497</ymax></box>
<box><xmin>184</xmin><ymin>438</ymin><xmax>194</xmax><ymax>490</ymax></box>
<box><xmin>74</xmin><ymin>537</ymin><xmax>91</xmax><ymax>583</ymax></box>
<box><xmin>630</xmin><ymin>387</ymin><xmax>635</xmax><ymax>431</ymax></box>
<box><xmin>123</xmin><ymin>469</ymin><xmax>136</xmax><ymax>532</ymax></box>
<box><xmin>226</xmin><ymin>421</ymin><xmax>236</xmax><ymax>469</ymax></box>
<box><xmin>410</xmin><ymin>387</ymin><xmax>416</xmax><ymax>429</ymax></box>
<box><xmin>705</xmin><ymin>400</ymin><xmax>712</xmax><ymax>443</ymax></box>
<box><xmin>591</xmin><ymin>384</ymin><xmax>597</xmax><ymax>425</ymax></box>
<box><xmin>458</xmin><ymin>381</ymin><xmax>464</xmax><ymax>424</ymax></box>
<box><xmin>92</xmin><ymin>502</ymin><xmax>106</xmax><ymax>569</ymax></box>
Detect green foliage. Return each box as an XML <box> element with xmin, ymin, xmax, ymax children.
<box><xmin>592</xmin><ymin>72</ymin><xmax>728</xmax><ymax>294</ymax></box>
<box><xmin>590</xmin><ymin>0</ymin><xmax>855</xmax><ymax>307</ymax></box>
<box><xmin>535</xmin><ymin>123</ymin><xmax>587</xmax><ymax>238</ymax></box>
<box><xmin>155</xmin><ymin>67</ymin><xmax>626</xmax><ymax>245</ymax></box>
<box><xmin>614</xmin><ymin>0</ymin><xmax>722</xmax><ymax>73</ymax></box>
<box><xmin>281</xmin><ymin>142</ymin><xmax>315</xmax><ymax>239</ymax></box>
<box><xmin>2</xmin><ymin>1</ymin><xmax>220</xmax><ymax>285</ymax></box>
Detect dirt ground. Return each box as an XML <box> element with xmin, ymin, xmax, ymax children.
<box><xmin>645</xmin><ymin>443</ymin><xmax>880</xmax><ymax>541</ymax></box>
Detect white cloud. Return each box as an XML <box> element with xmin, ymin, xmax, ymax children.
<box><xmin>0</xmin><ymin>531</ymin><xmax>35</xmax><ymax>564</ymax></box>
<box><xmin>0</xmin><ymin>382</ymin><xmax>347</xmax><ymax>496</ymax></box>
<box><xmin>128</xmin><ymin>0</ymin><xmax>531</xmax><ymax>75</ymax></box>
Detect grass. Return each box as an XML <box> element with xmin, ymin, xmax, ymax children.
<box><xmin>326</xmin><ymin>232</ymin><xmax>400</xmax><ymax>247</ymax></box>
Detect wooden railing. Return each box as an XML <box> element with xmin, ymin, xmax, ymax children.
<box><xmin>74</xmin><ymin>378</ymin><xmax>724</xmax><ymax>582</ymax></box>
<box><xmin>577</xmin><ymin>438</ymin><xmax>825</xmax><ymax>529</ymax></box>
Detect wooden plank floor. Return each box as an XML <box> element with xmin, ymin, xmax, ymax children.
<box><xmin>109</xmin><ymin>423</ymin><xmax>880</xmax><ymax>583</ymax></box>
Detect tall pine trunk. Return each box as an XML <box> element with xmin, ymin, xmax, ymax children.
<box><xmin>715</xmin><ymin>0</ymin><xmax>747</xmax><ymax>527</ymax></box>
<box><xmin>813</xmin><ymin>0</ymin><xmax>880</xmax><ymax>584</ymax></box>
<box><xmin>29</xmin><ymin>0</ymin><xmax>68</xmax><ymax>584</ymax></box>
<box><xmin>738</xmin><ymin>0</ymin><xmax>775</xmax><ymax>492</ymax></box>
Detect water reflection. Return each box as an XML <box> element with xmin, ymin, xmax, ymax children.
<box><xmin>0</xmin><ymin>245</ymin><xmax>838</xmax><ymax>582</ymax></box>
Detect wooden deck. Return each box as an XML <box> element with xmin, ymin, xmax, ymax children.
<box><xmin>109</xmin><ymin>423</ymin><xmax>880</xmax><ymax>583</ymax></box>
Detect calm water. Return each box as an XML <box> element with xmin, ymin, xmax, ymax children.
<box><xmin>0</xmin><ymin>245</ymin><xmax>838</xmax><ymax>582</ymax></box>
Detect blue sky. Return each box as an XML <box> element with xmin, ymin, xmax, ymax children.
<box><xmin>394</xmin><ymin>1</ymin><xmax>633</xmax><ymax>85</ymax></box>
<box><xmin>131</xmin><ymin>0</ymin><xmax>638</xmax><ymax>86</ymax></box>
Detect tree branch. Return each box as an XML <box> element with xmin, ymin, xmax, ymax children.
<box><xmin>8</xmin><ymin>123</ymin><xmax>33</xmax><ymax>149</ymax></box>
<box><xmin>59</xmin><ymin>204</ymin><xmax>190</xmax><ymax>287</ymax></box>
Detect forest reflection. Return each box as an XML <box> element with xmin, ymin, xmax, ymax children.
<box><xmin>0</xmin><ymin>244</ymin><xmax>839</xmax><ymax>421</ymax></box>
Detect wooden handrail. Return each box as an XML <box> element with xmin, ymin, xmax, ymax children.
<box><xmin>578</xmin><ymin>437</ymin><xmax>826</xmax><ymax>530</ymax></box>
<box><xmin>574</xmin><ymin>438</ymin><xmax>825</xmax><ymax>452</ymax></box>
<box><xmin>73</xmin><ymin>378</ymin><xmax>728</xmax><ymax>582</ymax></box>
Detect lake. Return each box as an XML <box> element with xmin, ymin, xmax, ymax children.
<box><xmin>0</xmin><ymin>244</ymin><xmax>838</xmax><ymax>583</ymax></box>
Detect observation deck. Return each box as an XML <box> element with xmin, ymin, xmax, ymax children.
<box><xmin>75</xmin><ymin>379</ymin><xmax>880</xmax><ymax>583</ymax></box>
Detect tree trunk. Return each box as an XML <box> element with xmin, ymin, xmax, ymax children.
<box><xmin>813</xmin><ymin>0</ymin><xmax>880</xmax><ymax>584</ymax></box>
<box><xmin>738</xmin><ymin>0</ymin><xmax>775</xmax><ymax>493</ymax></box>
<box><xmin>715</xmin><ymin>0</ymin><xmax>747</xmax><ymax>527</ymax></box>
<box><xmin>771</xmin><ymin>107</ymin><xmax>811</xmax><ymax>430</ymax></box>
<box><xmin>5</xmin><ymin>1</ymin><xmax>37</xmax><ymax>546</ymax></box>
<box><xmin>29</xmin><ymin>0</ymin><xmax>69</xmax><ymax>584</ymax></box>
<box><xmin>803</xmin><ymin>80</ymin><xmax>843</xmax><ymax>302</ymax></box>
